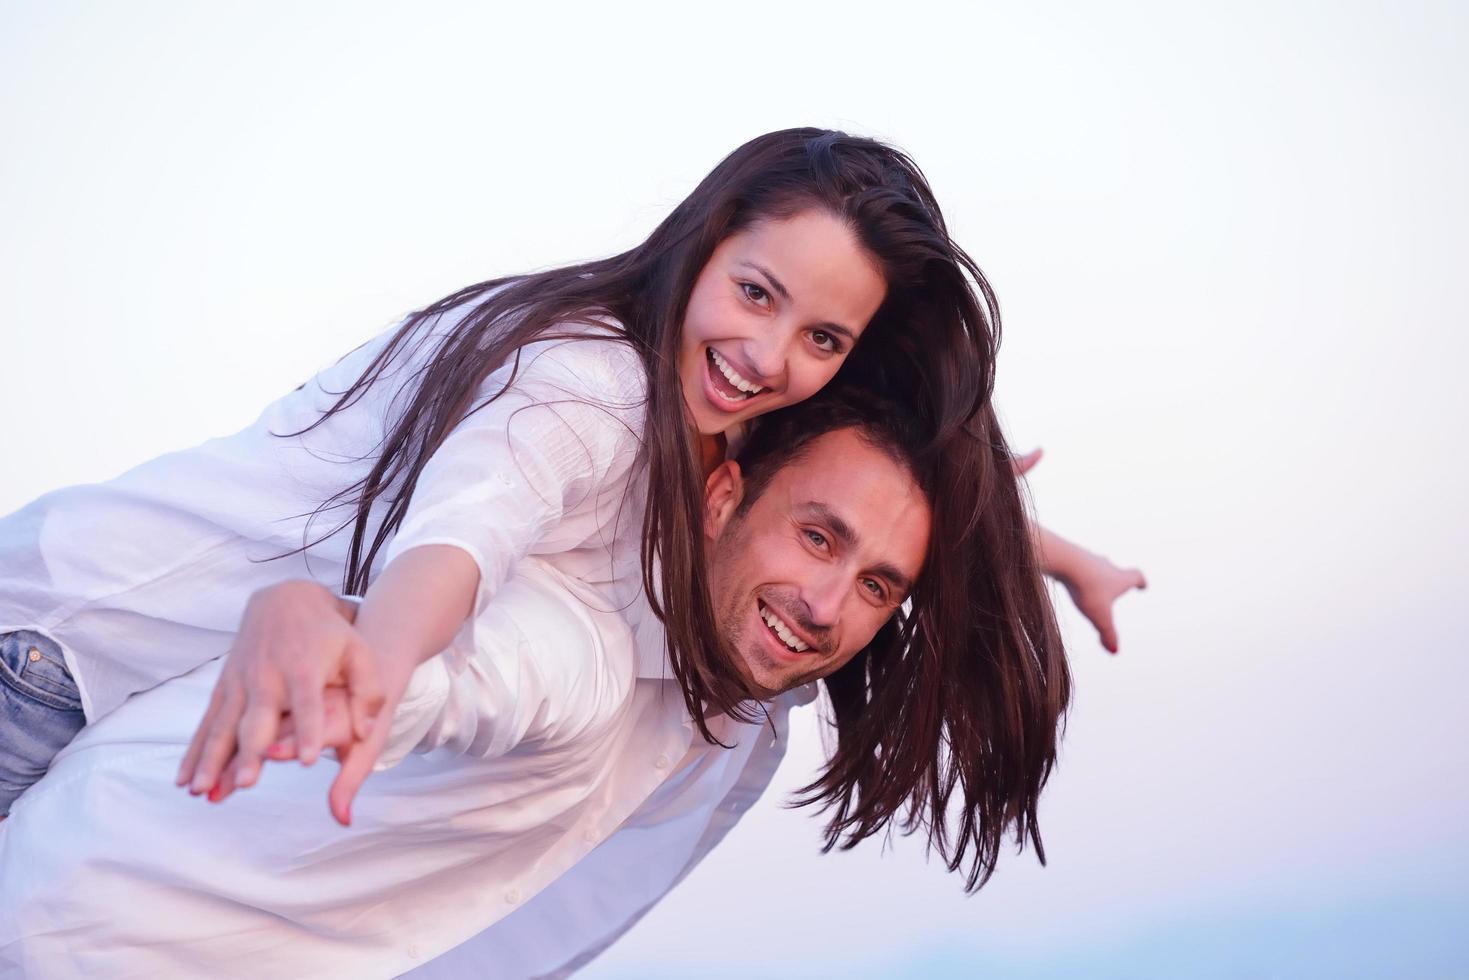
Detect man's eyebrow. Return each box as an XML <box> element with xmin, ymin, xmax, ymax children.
<box><xmin>799</xmin><ymin>502</ymin><xmax>916</xmax><ymax>596</ymax></box>
<box><xmin>739</xmin><ymin>262</ymin><xmax>857</xmax><ymax>343</ymax></box>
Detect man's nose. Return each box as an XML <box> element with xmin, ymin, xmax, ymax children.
<box><xmin>800</xmin><ymin>565</ymin><xmax>849</xmax><ymax>633</ymax></box>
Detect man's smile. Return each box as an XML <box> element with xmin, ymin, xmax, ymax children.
<box><xmin>756</xmin><ymin>599</ymin><xmax>818</xmax><ymax>658</ymax></box>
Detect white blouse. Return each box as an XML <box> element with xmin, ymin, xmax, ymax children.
<box><xmin>0</xmin><ymin>556</ymin><xmax>816</xmax><ymax>978</ymax></box>
<box><xmin>0</xmin><ymin>302</ymin><xmax>653</xmax><ymax>722</ymax></box>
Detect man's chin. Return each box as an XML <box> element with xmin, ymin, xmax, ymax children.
<box><xmin>733</xmin><ymin>649</ymin><xmax>789</xmax><ymax>701</ymax></box>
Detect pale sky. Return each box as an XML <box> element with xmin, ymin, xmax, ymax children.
<box><xmin>2</xmin><ymin>2</ymin><xmax>1465</xmax><ymax>976</ymax></box>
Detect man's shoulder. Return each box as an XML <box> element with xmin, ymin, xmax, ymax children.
<box><xmin>493</xmin><ymin>560</ymin><xmax>640</xmax><ymax>700</ymax></box>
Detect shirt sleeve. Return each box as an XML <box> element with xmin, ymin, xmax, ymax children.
<box><xmin>375</xmin><ymin>560</ymin><xmax>637</xmax><ymax>770</ymax></box>
<box><xmin>381</xmin><ymin>333</ymin><xmax>647</xmax><ymax>618</ymax></box>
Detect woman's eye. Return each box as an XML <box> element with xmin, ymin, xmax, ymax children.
<box><xmin>741</xmin><ymin>282</ymin><xmax>770</xmax><ymax>307</ymax></box>
<box><xmin>810</xmin><ymin>329</ymin><xmax>841</xmax><ymax>354</ymax></box>
<box><xmin>804</xmin><ymin>529</ymin><xmax>829</xmax><ymax>550</ymax></box>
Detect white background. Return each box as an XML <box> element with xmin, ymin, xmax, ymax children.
<box><xmin>2</xmin><ymin>2</ymin><xmax>1465</xmax><ymax>976</ymax></box>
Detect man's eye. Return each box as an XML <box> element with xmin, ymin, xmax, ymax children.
<box><xmin>741</xmin><ymin>282</ymin><xmax>770</xmax><ymax>306</ymax></box>
<box><xmin>803</xmin><ymin>529</ymin><xmax>829</xmax><ymax>550</ymax></box>
<box><xmin>861</xmin><ymin>578</ymin><xmax>884</xmax><ymax>598</ymax></box>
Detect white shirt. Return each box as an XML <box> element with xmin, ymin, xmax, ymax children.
<box><xmin>404</xmin><ymin>688</ymin><xmax>812</xmax><ymax>980</ymax></box>
<box><xmin>0</xmin><ymin>556</ymin><xmax>816</xmax><ymax>978</ymax></box>
<box><xmin>0</xmin><ymin>303</ymin><xmax>652</xmax><ymax>723</ymax></box>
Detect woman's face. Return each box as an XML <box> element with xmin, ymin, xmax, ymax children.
<box><xmin>679</xmin><ymin>210</ymin><xmax>887</xmax><ymax>436</ymax></box>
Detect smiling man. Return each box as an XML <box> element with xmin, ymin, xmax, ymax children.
<box><xmin>707</xmin><ymin>424</ymin><xmax>929</xmax><ymax>698</ymax></box>
<box><xmin>0</xmin><ymin>388</ymin><xmax>1069</xmax><ymax>977</ymax></box>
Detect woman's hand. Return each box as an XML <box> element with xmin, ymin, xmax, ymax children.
<box><xmin>176</xmin><ymin>580</ymin><xmax>384</xmax><ymax>797</ymax></box>
<box><xmin>260</xmin><ymin>687</ymin><xmax>355</xmax><ymax>762</ymax></box>
<box><xmin>1017</xmin><ymin>447</ymin><xmax>1148</xmax><ymax>654</ymax></box>
<box><xmin>193</xmin><ymin>546</ymin><xmax>479</xmax><ymax>823</ymax></box>
<box><xmin>203</xmin><ymin>664</ymin><xmax>410</xmax><ymax>826</ymax></box>
<box><xmin>258</xmin><ymin>684</ymin><xmax>403</xmax><ymax>826</ymax></box>
<box><xmin>1058</xmin><ymin>555</ymin><xmax>1147</xmax><ymax>654</ymax></box>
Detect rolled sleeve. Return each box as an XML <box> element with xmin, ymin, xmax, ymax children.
<box><xmin>382</xmin><ymin>335</ymin><xmax>646</xmax><ymax>618</ymax></box>
<box><xmin>376</xmin><ymin>561</ymin><xmax>637</xmax><ymax>768</ymax></box>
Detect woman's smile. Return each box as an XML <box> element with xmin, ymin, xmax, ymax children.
<box><xmin>701</xmin><ymin>346</ymin><xmax>774</xmax><ymax>413</ymax></box>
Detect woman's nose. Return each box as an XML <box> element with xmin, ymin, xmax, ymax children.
<box><xmin>741</xmin><ymin>327</ymin><xmax>794</xmax><ymax>385</ymax></box>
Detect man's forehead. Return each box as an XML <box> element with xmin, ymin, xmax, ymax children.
<box><xmin>776</xmin><ymin>427</ymin><xmax>912</xmax><ymax>490</ymax></box>
<box><xmin>770</xmin><ymin>429</ymin><xmax>931</xmax><ymax>574</ymax></box>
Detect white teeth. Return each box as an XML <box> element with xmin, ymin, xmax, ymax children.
<box><xmin>760</xmin><ymin>603</ymin><xmax>809</xmax><ymax>653</ymax></box>
<box><xmin>709</xmin><ymin>348</ymin><xmax>765</xmax><ymax>395</ymax></box>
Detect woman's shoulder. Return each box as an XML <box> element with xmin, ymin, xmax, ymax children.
<box><xmin>509</xmin><ymin>318</ymin><xmax>649</xmax><ymax>408</ymax></box>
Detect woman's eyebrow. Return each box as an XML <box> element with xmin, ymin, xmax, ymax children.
<box><xmin>738</xmin><ymin>261</ymin><xmax>858</xmax><ymax>342</ymax></box>
<box><xmin>739</xmin><ymin>261</ymin><xmax>791</xmax><ymax>300</ymax></box>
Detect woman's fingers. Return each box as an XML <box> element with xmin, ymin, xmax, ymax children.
<box><xmin>233</xmin><ymin>699</ymin><xmax>285</xmax><ymax>789</ymax></box>
<box><xmin>267</xmin><ymin>736</ymin><xmax>298</xmax><ymax>761</ymax></box>
<box><xmin>265</xmin><ymin>689</ymin><xmax>354</xmax><ymax>764</ymax></box>
<box><xmin>343</xmin><ymin>639</ymin><xmax>385</xmax><ymax>742</ymax></box>
<box><xmin>265</xmin><ymin>713</ymin><xmax>299</xmax><ymax>761</ymax></box>
<box><xmin>177</xmin><ymin>680</ymin><xmax>228</xmax><ymax>787</ymax></box>
<box><xmin>286</xmin><ymin>673</ymin><xmax>327</xmax><ymax>768</ymax></box>
<box><xmin>327</xmin><ymin>717</ymin><xmax>390</xmax><ymax>827</ymax></box>
<box><xmin>188</xmin><ymin>686</ymin><xmax>246</xmax><ymax>795</ymax></box>
<box><xmin>209</xmin><ymin>759</ymin><xmax>241</xmax><ymax>804</ymax></box>
<box><xmin>1096</xmin><ymin>611</ymin><xmax>1119</xmax><ymax>655</ymax></box>
<box><xmin>1096</xmin><ymin>567</ymin><xmax>1146</xmax><ymax>654</ymax></box>
<box><xmin>1012</xmin><ymin>447</ymin><xmax>1043</xmax><ymax>477</ymax></box>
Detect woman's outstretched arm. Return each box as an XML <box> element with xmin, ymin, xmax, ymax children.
<box><xmin>178</xmin><ymin>545</ymin><xmax>479</xmax><ymax>820</ymax></box>
<box><xmin>1015</xmin><ymin>448</ymin><xmax>1148</xmax><ymax>654</ymax></box>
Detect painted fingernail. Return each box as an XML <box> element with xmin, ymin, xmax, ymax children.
<box><xmin>207</xmin><ymin>785</ymin><xmax>224</xmax><ymax>803</ymax></box>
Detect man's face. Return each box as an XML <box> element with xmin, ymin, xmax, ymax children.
<box><xmin>704</xmin><ymin>427</ymin><xmax>932</xmax><ymax>699</ymax></box>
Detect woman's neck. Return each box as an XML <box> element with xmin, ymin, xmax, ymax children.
<box><xmin>698</xmin><ymin>431</ymin><xmax>727</xmax><ymax>479</ymax></box>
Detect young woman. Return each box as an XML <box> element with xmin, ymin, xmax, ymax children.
<box><xmin>0</xmin><ymin>129</ymin><xmax>1139</xmax><ymax>885</ymax></box>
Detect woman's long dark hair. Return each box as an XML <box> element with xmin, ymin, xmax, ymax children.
<box><xmin>296</xmin><ymin>129</ymin><xmax>1064</xmax><ymax>818</ymax></box>
<box><xmin>734</xmin><ymin>387</ymin><xmax>1069</xmax><ymax>894</ymax></box>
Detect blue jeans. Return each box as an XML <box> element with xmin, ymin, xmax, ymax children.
<box><xmin>0</xmin><ymin>629</ymin><xmax>85</xmax><ymax>815</ymax></box>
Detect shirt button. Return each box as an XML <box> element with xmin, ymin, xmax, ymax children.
<box><xmin>505</xmin><ymin>887</ymin><xmax>522</xmax><ymax>905</ymax></box>
<box><xmin>27</xmin><ymin>648</ymin><xmax>42</xmax><ymax>663</ymax></box>
<box><xmin>582</xmin><ymin>829</ymin><xmax>599</xmax><ymax>843</ymax></box>
<box><xmin>407</xmin><ymin>944</ymin><xmax>421</xmax><ymax>959</ymax></box>
<box><xmin>654</xmin><ymin>754</ymin><xmax>670</xmax><ymax>770</ymax></box>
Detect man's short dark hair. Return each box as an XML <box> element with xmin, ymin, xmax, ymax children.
<box><xmin>732</xmin><ymin>386</ymin><xmax>933</xmax><ymax>515</ymax></box>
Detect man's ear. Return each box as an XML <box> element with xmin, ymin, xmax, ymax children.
<box><xmin>703</xmin><ymin>460</ymin><xmax>745</xmax><ymax>540</ymax></box>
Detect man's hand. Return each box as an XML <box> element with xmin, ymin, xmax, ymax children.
<box><xmin>176</xmin><ymin>580</ymin><xmax>383</xmax><ymax>797</ymax></box>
